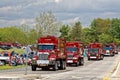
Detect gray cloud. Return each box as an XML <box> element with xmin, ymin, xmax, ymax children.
<box><xmin>0</xmin><ymin>0</ymin><xmax>120</xmax><ymax>27</ymax></box>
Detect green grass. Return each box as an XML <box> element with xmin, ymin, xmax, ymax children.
<box><xmin>0</xmin><ymin>64</ymin><xmax>25</xmax><ymax>70</ymax></box>
<box><xmin>0</xmin><ymin>48</ymin><xmax>24</xmax><ymax>54</ymax></box>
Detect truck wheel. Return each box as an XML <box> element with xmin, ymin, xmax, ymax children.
<box><xmin>96</xmin><ymin>58</ymin><xmax>99</xmax><ymax>61</ymax></box>
<box><xmin>88</xmin><ymin>58</ymin><xmax>90</xmax><ymax>61</ymax></box>
<box><xmin>53</xmin><ymin>61</ymin><xmax>58</xmax><ymax>71</ymax></box>
<box><xmin>101</xmin><ymin>55</ymin><xmax>104</xmax><ymax>60</ymax></box>
<box><xmin>62</xmin><ymin>61</ymin><xmax>66</xmax><ymax>70</ymax></box>
<box><xmin>111</xmin><ymin>53</ymin><xmax>114</xmax><ymax>56</ymax></box>
<box><xmin>59</xmin><ymin>60</ymin><xmax>66</xmax><ymax>70</ymax></box>
<box><xmin>80</xmin><ymin>58</ymin><xmax>84</xmax><ymax>65</ymax></box>
<box><xmin>31</xmin><ymin>65</ymin><xmax>36</xmax><ymax>71</ymax></box>
<box><xmin>76</xmin><ymin>61</ymin><xmax>80</xmax><ymax>67</ymax></box>
<box><xmin>112</xmin><ymin>53</ymin><xmax>115</xmax><ymax>56</ymax></box>
<box><xmin>116</xmin><ymin>52</ymin><xmax>118</xmax><ymax>54</ymax></box>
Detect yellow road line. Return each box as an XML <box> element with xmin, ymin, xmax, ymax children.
<box><xmin>103</xmin><ymin>52</ymin><xmax>120</xmax><ymax>80</ymax></box>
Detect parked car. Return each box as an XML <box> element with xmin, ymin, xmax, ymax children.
<box><xmin>0</xmin><ymin>51</ymin><xmax>11</xmax><ymax>65</ymax></box>
<box><xmin>0</xmin><ymin>45</ymin><xmax>12</xmax><ymax>50</ymax></box>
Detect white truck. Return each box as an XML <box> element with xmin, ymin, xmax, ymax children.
<box><xmin>0</xmin><ymin>52</ymin><xmax>10</xmax><ymax>65</ymax></box>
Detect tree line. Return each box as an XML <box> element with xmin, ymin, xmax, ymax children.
<box><xmin>0</xmin><ymin>11</ymin><xmax>120</xmax><ymax>45</ymax></box>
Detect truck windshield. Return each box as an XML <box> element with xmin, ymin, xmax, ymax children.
<box><xmin>3</xmin><ymin>53</ymin><xmax>8</xmax><ymax>57</ymax></box>
<box><xmin>38</xmin><ymin>45</ymin><xmax>54</xmax><ymax>50</ymax></box>
<box><xmin>89</xmin><ymin>48</ymin><xmax>98</xmax><ymax>53</ymax></box>
<box><xmin>103</xmin><ymin>47</ymin><xmax>112</xmax><ymax>50</ymax></box>
<box><xmin>66</xmin><ymin>47</ymin><xmax>77</xmax><ymax>52</ymax></box>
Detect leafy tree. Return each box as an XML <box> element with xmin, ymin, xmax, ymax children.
<box><xmin>69</xmin><ymin>22</ymin><xmax>82</xmax><ymax>41</ymax></box>
<box><xmin>91</xmin><ymin>18</ymin><xmax>111</xmax><ymax>42</ymax></box>
<box><xmin>28</xmin><ymin>29</ymin><xmax>38</xmax><ymax>44</ymax></box>
<box><xmin>35</xmin><ymin>11</ymin><xmax>60</xmax><ymax>37</ymax></box>
<box><xmin>0</xmin><ymin>26</ymin><xmax>27</xmax><ymax>45</ymax></box>
<box><xmin>113</xmin><ymin>38</ymin><xmax>120</xmax><ymax>45</ymax></box>
<box><xmin>98</xmin><ymin>33</ymin><xmax>113</xmax><ymax>45</ymax></box>
<box><xmin>81</xmin><ymin>28</ymin><xmax>94</xmax><ymax>44</ymax></box>
<box><xmin>60</xmin><ymin>25</ymin><xmax>70</xmax><ymax>40</ymax></box>
<box><xmin>110</xmin><ymin>18</ymin><xmax>120</xmax><ymax>39</ymax></box>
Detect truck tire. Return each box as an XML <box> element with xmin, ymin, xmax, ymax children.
<box><xmin>53</xmin><ymin>61</ymin><xmax>58</xmax><ymax>71</ymax></box>
<box><xmin>101</xmin><ymin>55</ymin><xmax>104</xmax><ymax>60</ymax></box>
<box><xmin>116</xmin><ymin>52</ymin><xmax>118</xmax><ymax>54</ymax></box>
<box><xmin>59</xmin><ymin>60</ymin><xmax>66</xmax><ymax>70</ymax></box>
<box><xmin>80</xmin><ymin>58</ymin><xmax>84</xmax><ymax>65</ymax></box>
<box><xmin>76</xmin><ymin>61</ymin><xmax>80</xmax><ymax>67</ymax></box>
<box><xmin>31</xmin><ymin>65</ymin><xmax>36</xmax><ymax>71</ymax></box>
<box><xmin>115</xmin><ymin>52</ymin><xmax>118</xmax><ymax>54</ymax></box>
<box><xmin>62</xmin><ymin>61</ymin><xmax>66</xmax><ymax>70</ymax></box>
<box><xmin>96</xmin><ymin>58</ymin><xmax>99</xmax><ymax>61</ymax></box>
<box><xmin>111</xmin><ymin>53</ymin><xmax>114</xmax><ymax>56</ymax></box>
<box><xmin>88</xmin><ymin>58</ymin><xmax>90</xmax><ymax>61</ymax></box>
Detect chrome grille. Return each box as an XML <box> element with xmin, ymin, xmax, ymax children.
<box><xmin>90</xmin><ymin>53</ymin><xmax>96</xmax><ymax>56</ymax></box>
<box><xmin>39</xmin><ymin>54</ymin><xmax>49</xmax><ymax>60</ymax></box>
<box><xmin>67</xmin><ymin>54</ymin><xmax>73</xmax><ymax>59</ymax></box>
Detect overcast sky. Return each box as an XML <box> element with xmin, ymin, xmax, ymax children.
<box><xmin>0</xmin><ymin>0</ymin><xmax>120</xmax><ymax>27</ymax></box>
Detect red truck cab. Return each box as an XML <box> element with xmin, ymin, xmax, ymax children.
<box><xmin>102</xmin><ymin>44</ymin><xmax>115</xmax><ymax>56</ymax></box>
<box><xmin>31</xmin><ymin>35</ymin><xmax>66</xmax><ymax>71</ymax></box>
<box><xmin>66</xmin><ymin>41</ymin><xmax>84</xmax><ymax>66</ymax></box>
<box><xmin>87</xmin><ymin>43</ymin><xmax>104</xmax><ymax>60</ymax></box>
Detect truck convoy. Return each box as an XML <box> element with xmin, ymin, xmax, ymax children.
<box><xmin>87</xmin><ymin>43</ymin><xmax>104</xmax><ymax>60</ymax></box>
<box><xmin>31</xmin><ymin>35</ymin><xmax>66</xmax><ymax>71</ymax></box>
<box><xmin>66</xmin><ymin>41</ymin><xmax>84</xmax><ymax>66</ymax></box>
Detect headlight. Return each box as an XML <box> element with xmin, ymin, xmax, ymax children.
<box><xmin>73</xmin><ymin>57</ymin><xmax>77</xmax><ymax>59</ymax></box>
<box><xmin>49</xmin><ymin>58</ymin><xmax>56</xmax><ymax>60</ymax></box>
<box><xmin>96</xmin><ymin>54</ymin><xmax>98</xmax><ymax>56</ymax></box>
<box><xmin>88</xmin><ymin>53</ymin><xmax>90</xmax><ymax>56</ymax></box>
<box><xmin>33</xmin><ymin>58</ymin><xmax>37</xmax><ymax>60</ymax></box>
<box><xmin>106</xmin><ymin>50</ymin><xmax>110</xmax><ymax>53</ymax></box>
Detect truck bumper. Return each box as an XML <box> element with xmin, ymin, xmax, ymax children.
<box><xmin>32</xmin><ymin>60</ymin><xmax>56</xmax><ymax>67</ymax></box>
<box><xmin>90</xmin><ymin>56</ymin><xmax>97</xmax><ymax>59</ymax></box>
<box><xmin>67</xmin><ymin>59</ymin><xmax>78</xmax><ymax>64</ymax></box>
<box><xmin>104</xmin><ymin>53</ymin><xmax>113</xmax><ymax>56</ymax></box>
<box><xmin>88</xmin><ymin>56</ymin><xmax>99</xmax><ymax>59</ymax></box>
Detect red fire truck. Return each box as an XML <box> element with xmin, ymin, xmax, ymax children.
<box><xmin>102</xmin><ymin>44</ymin><xmax>115</xmax><ymax>56</ymax></box>
<box><xmin>109</xmin><ymin>43</ymin><xmax>118</xmax><ymax>54</ymax></box>
<box><xmin>31</xmin><ymin>35</ymin><xmax>66</xmax><ymax>71</ymax></box>
<box><xmin>87</xmin><ymin>43</ymin><xmax>104</xmax><ymax>60</ymax></box>
<box><xmin>66</xmin><ymin>41</ymin><xmax>84</xmax><ymax>66</ymax></box>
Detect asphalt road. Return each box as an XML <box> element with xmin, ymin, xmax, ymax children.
<box><xmin>40</xmin><ymin>55</ymin><xmax>118</xmax><ymax>80</ymax></box>
<box><xmin>0</xmin><ymin>54</ymin><xmax>119</xmax><ymax>80</ymax></box>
